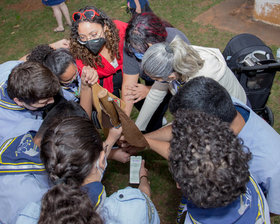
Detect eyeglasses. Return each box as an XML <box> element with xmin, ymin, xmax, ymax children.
<box><xmin>60</xmin><ymin>70</ymin><xmax>79</xmax><ymax>87</ymax></box>
<box><xmin>77</xmin><ymin>30</ymin><xmax>103</xmax><ymax>45</ymax></box>
<box><xmin>72</xmin><ymin>9</ymin><xmax>100</xmax><ymax>22</ymax></box>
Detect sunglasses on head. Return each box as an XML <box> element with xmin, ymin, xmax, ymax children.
<box><xmin>72</xmin><ymin>9</ymin><xmax>100</xmax><ymax>22</ymax></box>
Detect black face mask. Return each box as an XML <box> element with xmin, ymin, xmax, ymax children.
<box><xmin>85</xmin><ymin>38</ymin><xmax>106</xmax><ymax>55</ymax></box>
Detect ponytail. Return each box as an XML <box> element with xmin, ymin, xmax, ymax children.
<box><xmin>170</xmin><ymin>36</ymin><xmax>204</xmax><ymax>81</ymax></box>
<box><xmin>39</xmin><ymin>184</ymin><xmax>103</xmax><ymax>224</ymax></box>
<box><xmin>39</xmin><ymin>117</ymin><xmax>103</xmax><ymax>223</ymax></box>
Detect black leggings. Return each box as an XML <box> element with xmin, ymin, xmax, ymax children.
<box><xmin>135</xmin><ymin>79</ymin><xmax>172</xmax><ymax>133</ymax></box>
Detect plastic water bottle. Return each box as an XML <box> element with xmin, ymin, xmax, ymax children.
<box><xmin>276</xmin><ymin>48</ymin><xmax>280</xmax><ymax>62</ymax></box>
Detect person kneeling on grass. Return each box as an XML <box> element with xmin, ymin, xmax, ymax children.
<box><xmin>16</xmin><ymin>116</ymin><xmax>160</xmax><ymax>224</ymax></box>
<box><xmin>169</xmin><ymin>110</ymin><xmax>270</xmax><ymax>224</ymax></box>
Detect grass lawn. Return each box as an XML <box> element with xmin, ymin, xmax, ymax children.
<box><xmin>1</xmin><ymin>0</ymin><xmax>279</xmax><ymax>223</ymax></box>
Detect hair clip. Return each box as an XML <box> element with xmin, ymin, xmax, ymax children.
<box><xmin>165</xmin><ymin>45</ymin><xmax>173</xmax><ymax>53</ymax></box>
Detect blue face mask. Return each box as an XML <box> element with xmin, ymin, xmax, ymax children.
<box><xmin>134</xmin><ymin>52</ymin><xmax>144</xmax><ymax>60</ymax></box>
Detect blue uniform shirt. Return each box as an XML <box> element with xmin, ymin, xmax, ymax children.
<box><xmin>233</xmin><ymin>97</ymin><xmax>280</xmax><ymax>215</ymax></box>
<box><xmin>183</xmin><ymin>177</ymin><xmax>270</xmax><ymax>224</ymax></box>
<box><xmin>0</xmin><ymin>130</ymin><xmax>49</xmax><ymax>224</ymax></box>
<box><xmin>0</xmin><ymin>131</ymin><xmax>45</xmax><ymax>174</ymax></box>
<box><xmin>100</xmin><ymin>187</ymin><xmax>160</xmax><ymax>224</ymax></box>
<box><xmin>0</xmin><ymin>81</ymin><xmax>43</xmax><ymax>145</ymax></box>
<box><xmin>0</xmin><ymin>60</ymin><xmax>23</xmax><ymax>84</ymax></box>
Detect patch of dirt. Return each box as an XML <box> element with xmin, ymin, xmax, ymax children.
<box><xmin>194</xmin><ymin>0</ymin><xmax>280</xmax><ymax>46</ymax></box>
<box><xmin>7</xmin><ymin>0</ymin><xmax>44</xmax><ymax>13</ymax></box>
<box><xmin>198</xmin><ymin>27</ymin><xmax>208</xmax><ymax>34</ymax></box>
<box><xmin>195</xmin><ymin>0</ymin><xmax>213</xmax><ymax>8</ymax></box>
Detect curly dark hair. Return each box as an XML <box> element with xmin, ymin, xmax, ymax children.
<box><xmin>169</xmin><ymin>109</ymin><xmax>251</xmax><ymax>208</ymax></box>
<box><xmin>70</xmin><ymin>6</ymin><xmax>120</xmax><ymax>68</ymax></box>
<box><xmin>39</xmin><ymin>117</ymin><xmax>103</xmax><ymax>224</ymax></box>
<box><xmin>124</xmin><ymin>12</ymin><xmax>170</xmax><ymax>56</ymax></box>
<box><xmin>27</xmin><ymin>44</ymin><xmax>54</xmax><ymax>64</ymax></box>
<box><xmin>27</xmin><ymin>45</ymin><xmax>75</xmax><ymax>78</ymax></box>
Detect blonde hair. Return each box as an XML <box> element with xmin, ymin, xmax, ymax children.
<box><xmin>170</xmin><ymin>36</ymin><xmax>204</xmax><ymax>81</ymax></box>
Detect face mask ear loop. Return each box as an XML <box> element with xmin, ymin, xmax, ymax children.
<box><xmin>95</xmin><ymin>154</ymin><xmax>108</xmax><ymax>181</ymax></box>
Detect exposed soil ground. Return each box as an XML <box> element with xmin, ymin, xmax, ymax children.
<box><xmin>194</xmin><ymin>0</ymin><xmax>280</xmax><ymax>46</ymax></box>
<box><xmin>7</xmin><ymin>0</ymin><xmax>44</xmax><ymax>13</ymax></box>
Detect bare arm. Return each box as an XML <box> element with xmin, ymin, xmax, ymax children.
<box><xmin>121</xmin><ymin>73</ymin><xmax>139</xmax><ymax>116</ymax></box>
<box><xmin>79</xmin><ymin>66</ymin><xmax>99</xmax><ymax>118</ymax></box>
<box><xmin>145</xmin><ymin>138</ymin><xmax>170</xmax><ymax>160</ymax></box>
<box><xmin>104</xmin><ymin>127</ymin><xmax>123</xmax><ymax>156</ymax></box>
<box><xmin>134</xmin><ymin>0</ymin><xmax>141</xmax><ymax>13</ymax></box>
<box><xmin>119</xmin><ymin>124</ymin><xmax>172</xmax><ymax>160</ymax></box>
<box><xmin>143</xmin><ymin>124</ymin><xmax>172</xmax><ymax>160</ymax></box>
<box><xmin>138</xmin><ymin>160</ymin><xmax>151</xmax><ymax>197</ymax></box>
<box><xmin>80</xmin><ymin>85</ymin><xmax>92</xmax><ymax>118</ymax></box>
<box><xmin>18</xmin><ymin>39</ymin><xmax>70</xmax><ymax>61</ymax></box>
<box><xmin>145</xmin><ymin>124</ymin><xmax>172</xmax><ymax>141</ymax></box>
<box><xmin>105</xmin><ymin>127</ymin><xmax>131</xmax><ymax>163</ymax></box>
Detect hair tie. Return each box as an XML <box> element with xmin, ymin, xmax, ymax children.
<box><xmin>165</xmin><ymin>45</ymin><xmax>173</xmax><ymax>54</ymax></box>
<box><xmin>54</xmin><ymin>176</ymin><xmax>66</xmax><ymax>185</ymax></box>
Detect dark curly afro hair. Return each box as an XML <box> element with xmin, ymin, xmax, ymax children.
<box><xmin>169</xmin><ymin>109</ymin><xmax>251</xmax><ymax>208</ymax></box>
<box><xmin>27</xmin><ymin>44</ymin><xmax>54</xmax><ymax>64</ymax></box>
<box><xmin>70</xmin><ymin>6</ymin><xmax>120</xmax><ymax>68</ymax></box>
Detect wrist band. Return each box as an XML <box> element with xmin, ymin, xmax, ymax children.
<box><xmin>114</xmin><ymin>124</ymin><xmax>122</xmax><ymax>129</ymax></box>
<box><xmin>140</xmin><ymin>175</ymin><xmax>149</xmax><ymax>181</ymax></box>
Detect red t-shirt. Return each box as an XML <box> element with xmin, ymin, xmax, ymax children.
<box><xmin>76</xmin><ymin>20</ymin><xmax>128</xmax><ymax>93</ymax></box>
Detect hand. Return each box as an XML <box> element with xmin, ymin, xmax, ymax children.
<box><xmin>81</xmin><ymin>66</ymin><xmax>99</xmax><ymax>86</ymax></box>
<box><xmin>139</xmin><ymin>160</ymin><xmax>148</xmax><ymax>178</ymax></box>
<box><xmin>117</xmin><ymin>135</ymin><xmax>128</xmax><ymax>147</ymax></box>
<box><xmin>109</xmin><ymin>148</ymin><xmax>130</xmax><ymax>163</ymax></box>
<box><xmin>108</xmin><ymin>126</ymin><xmax>123</xmax><ymax>143</ymax></box>
<box><xmin>135</xmin><ymin>6</ymin><xmax>141</xmax><ymax>14</ymax></box>
<box><xmin>50</xmin><ymin>39</ymin><xmax>70</xmax><ymax>49</ymax></box>
<box><xmin>121</xmin><ymin>145</ymin><xmax>145</xmax><ymax>155</ymax></box>
<box><xmin>117</xmin><ymin>135</ymin><xmax>145</xmax><ymax>153</ymax></box>
<box><xmin>124</xmin><ymin>83</ymin><xmax>150</xmax><ymax>103</ymax></box>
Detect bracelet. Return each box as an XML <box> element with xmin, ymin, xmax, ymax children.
<box><xmin>140</xmin><ymin>175</ymin><xmax>149</xmax><ymax>181</ymax></box>
<box><xmin>114</xmin><ymin>124</ymin><xmax>122</xmax><ymax>129</ymax></box>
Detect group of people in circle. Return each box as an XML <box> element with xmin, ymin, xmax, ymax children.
<box><xmin>0</xmin><ymin>3</ymin><xmax>279</xmax><ymax>224</ymax></box>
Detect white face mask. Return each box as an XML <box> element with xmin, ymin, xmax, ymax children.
<box><xmin>95</xmin><ymin>157</ymin><xmax>107</xmax><ymax>181</ymax></box>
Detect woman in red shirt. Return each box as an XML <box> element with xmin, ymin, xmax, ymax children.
<box><xmin>70</xmin><ymin>6</ymin><xmax>127</xmax><ymax>97</ymax></box>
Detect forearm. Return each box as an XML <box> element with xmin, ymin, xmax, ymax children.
<box><xmin>104</xmin><ymin>132</ymin><xmax>118</xmax><ymax>151</ymax></box>
<box><xmin>138</xmin><ymin>176</ymin><xmax>151</xmax><ymax>198</ymax></box>
<box><xmin>134</xmin><ymin>0</ymin><xmax>141</xmax><ymax>7</ymax></box>
<box><xmin>134</xmin><ymin>0</ymin><xmax>141</xmax><ymax>12</ymax></box>
<box><xmin>104</xmin><ymin>126</ymin><xmax>123</xmax><ymax>157</ymax></box>
<box><xmin>145</xmin><ymin>138</ymin><xmax>170</xmax><ymax>160</ymax></box>
<box><xmin>123</xmin><ymin>96</ymin><xmax>134</xmax><ymax>117</ymax></box>
<box><xmin>144</xmin><ymin>124</ymin><xmax>172</xmax><ymax>142</ymax></box>
<box><xmin>121</xmin><ymin>73</ymin><xmax>139</xmax><ymax>116</ymax></box>
<box><xmin>79</xmin><ymin>85</ymin><xmax>93</xmax><ymax>119</ymax></box>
